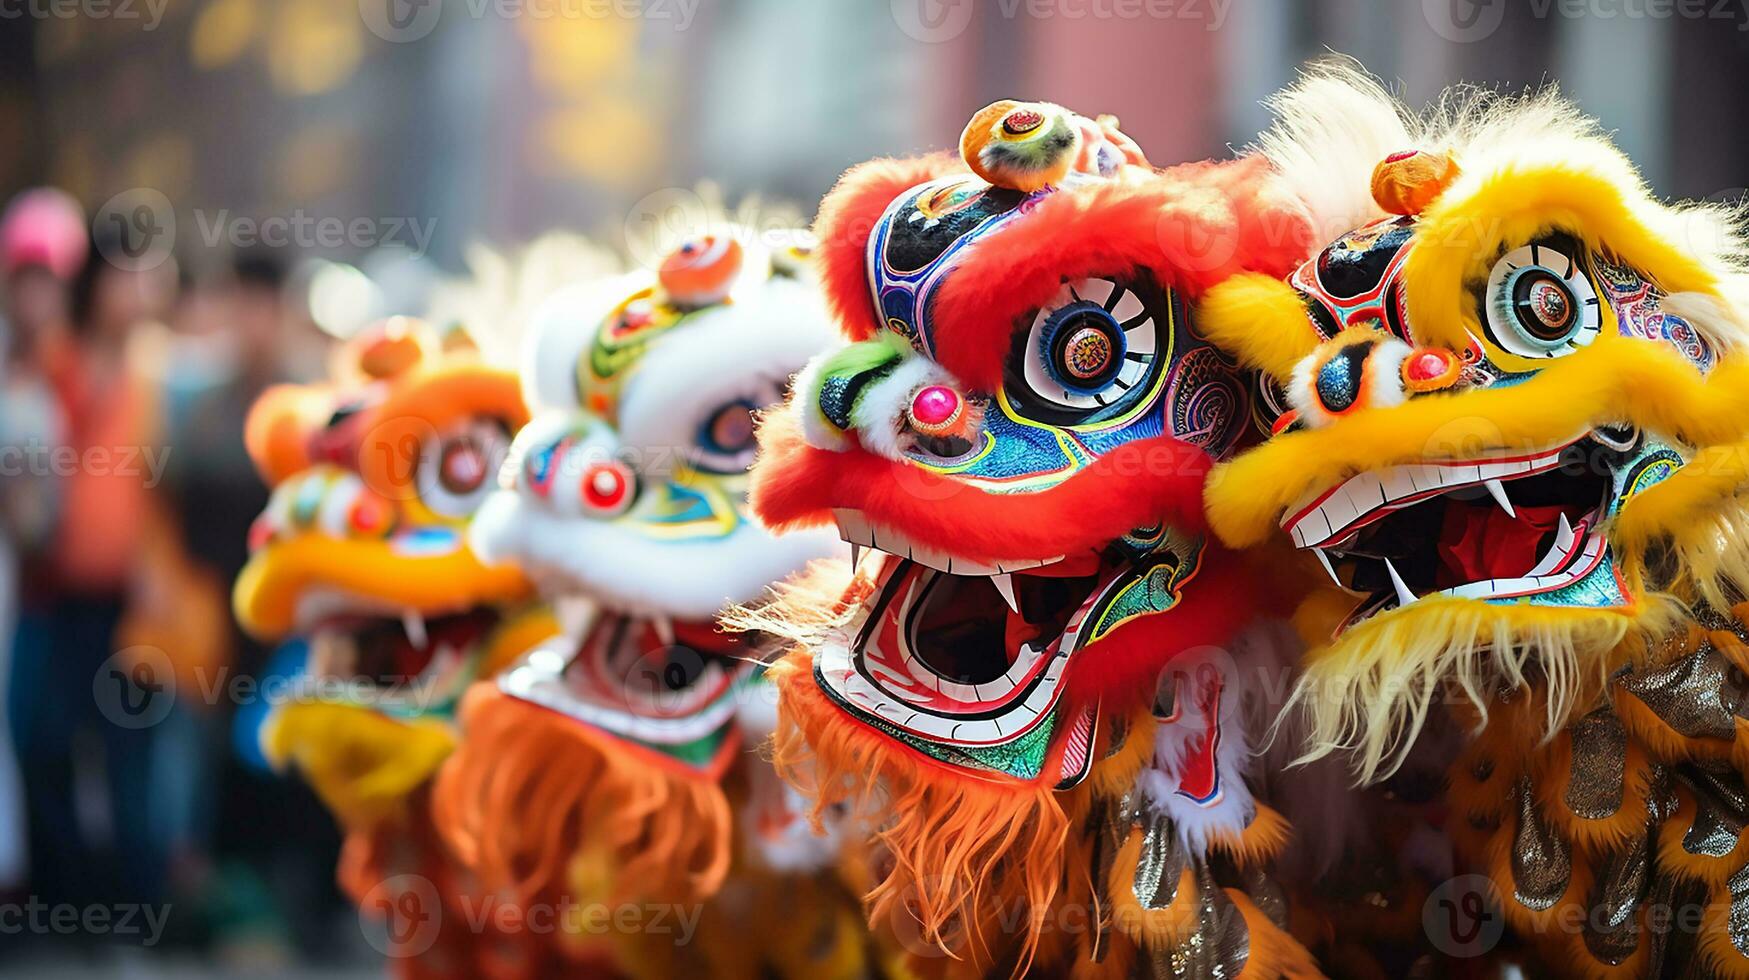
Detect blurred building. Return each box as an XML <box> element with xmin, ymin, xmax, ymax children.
<box><xmin>2</xmin><ymin>0</ymin><xmax>1745</xmax><ymax>275</ymax></box>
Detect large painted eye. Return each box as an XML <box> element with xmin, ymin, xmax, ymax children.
<box><xmin>1006</xmin><ymin>275</ymin><xmax>1165</xmax><ymax>424</ymax></box>
<box><xmin>690</xmin><ymin>384</ymin><xmax>778</xmax><ymax>474</ymax></box>
<box><xmin>1481</xmin><ymin>235</ymin><xmax>1601</xmax><ymax>359</ymax></box>
<box><xmin>420</xmin><ymin>419</ymin><xmax>508</xmax><ymax>518</ymax></box>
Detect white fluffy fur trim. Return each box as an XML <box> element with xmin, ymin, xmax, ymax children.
<box><xmin>1257</xmin><ymin>60</ymin><xmax>1409</xmax><ymax>245</ymax></box>
<box><xmin>846</xmin><ymin>354</ymin><xmax>962</xmax><ymax>462</ymax></box>
<box><xmin>1287</xmin><ymin>335</ymin><xmax>1411</xmax><ymax>428</ymax></box>
<box><xmin>469</xmin><ymin>486</ymin><xmax>842</xmax><ymax>621</ymax></box>
<box><xmin>1137</xmin><ymin>639</ymin><xmax>1263</xmax><ymax>856</ymax></box>
<box><xmin>790</xmin><ymin>352</ymin><xmax>852</xmax><ymax>452</ymax></box>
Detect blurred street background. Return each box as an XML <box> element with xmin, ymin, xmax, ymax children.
<box><xmin>0</xmin><ymin>0</ymin><xmax>1745</xmax><ymax>974</ymax></box>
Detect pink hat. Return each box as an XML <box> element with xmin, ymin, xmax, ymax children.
<box><xmin>1</xmin><ymin>188</ymin><xmax>87</xmax><ymax>280</ymax></box>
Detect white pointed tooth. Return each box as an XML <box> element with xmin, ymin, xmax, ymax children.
<box><xmin>1483</xmin><ymin>478</ymin><xmax>1516</xmax><ymax>517</ymax></box>
<box><xmin>1312</xmin><ymin>548</ymin><xmax>1343</xmax><ymax>587</ymax></box>
<box><xmin>402</xmin><ymin>609</ymin><xmax>429</xmax><ymax>651</ymax></box>
<box><xmin>651</xmin><ymin>615</ymin><xmax>676</xmax><ymax>648</ymax></box>
<box><xmin>555</xmin><ymin>596</ymin><xmax>592</xmax><ymax>637</ymax></box>
<box><xmin>991</xmin><ymin>573</ymin><xmax>1021</xmax><ymax>615</ymax></box>
<box><xmin>1526</xmin><ymin>511</ymin><xmax>1582</xmax><ymax>578</ymax></box>
<box><xmin>850</xmin><ymin>543</ymin><xmax>863</xmax><ymax>571</ymax></box>
<box><xmin>1384</xmin><ymin>559</ymin><xmax>1418</xmax><ymax>608</ymax></box>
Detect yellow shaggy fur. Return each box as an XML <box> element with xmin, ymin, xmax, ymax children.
<box><xmin>1208</xmin><ymin>61</ymin><xmax>1749</xmax><ymax>783</ymax></box>
<box><xmin>262</xmin><ymin>702</ymin><xmax>456</xmax><ymax>830</ymax></box>
<box><xmin>1198</xmin><ymin>272</ymin><xmax>1320</xmax><ymax>378</ymax></box>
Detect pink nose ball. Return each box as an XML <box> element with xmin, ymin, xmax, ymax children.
<box><xmin>909</xmin><ymin>385</ymin><xmax>962</xmax><ymax>432</ymax></box>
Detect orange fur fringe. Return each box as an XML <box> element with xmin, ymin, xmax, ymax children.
<box><xmin>431</xmin><ymin>683</ymin><xmax>734</xmax><ymax>907</ymax></box>
<box><xmin>770</xmin><ymin>649</ymin><xmax>1071</xmax><ymax>973</ymax></box>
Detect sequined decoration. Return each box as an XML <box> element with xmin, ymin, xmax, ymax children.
<box><xmin>1729</xmin><ymin>862</ymin><xmax>1749</xmax><ymax>958</ymax></box>
<box><xmin>1087</xmin><ymin>793</ymin><xmax>1137</xmax><ymax>963</ymax></box>
<box><xmin>1131</xmin><ymin>809</ymin><xmax>1184</xmax><ymax>911</ymax></box>
<box><xmin>1511</xmin><ymin>777</ymin><xmax>1572</xmax><ymax>911</ymax></box>
<box><xmin>1239</xmin><ymin>866</ymin><xmax>1289</xmax><ymax>930</ymax></box>
<box><xmin>1617</xmin><ymin>645</ymin><xmax>1744</xmax><ymax>741</ymax></box>
<box><xmin>1158</xmin><ymin>864</ymin><xmax>1249</xmax><ymax>979</ymax></box>
<box><xmin>1682</xmin><ymin>762</ymin><xmax>1749</xmax><ymax>858</ymax></box>
<box><xmin>1582</xmin><ymin>827</ymin><xmax>1650</xmax><ymax>965</ymax></box>
<box><xmin>1639</xmin><ymin>874</ymin><xmax>1712</xmax><ymax>978</ymax></box>
<box><xmin>1565</xmin><ymin>707</ymin><xmax>1627</xmax><ymax>820</ymax></box>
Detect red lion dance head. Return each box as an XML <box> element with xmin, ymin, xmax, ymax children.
<box><xmin>747</xmin><ymin>100</ymin><xmax>1321</xmax><ymax>975</ymax></box>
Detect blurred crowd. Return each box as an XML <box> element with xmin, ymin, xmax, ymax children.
<box><xmin>0</xmin><ymin>186</ymin><xmax>370</xmax><ymax>969</ymax></box>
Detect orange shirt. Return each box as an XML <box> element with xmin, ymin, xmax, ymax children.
<box><xmin>51</xmin><ymin>354</ymin><xmax>156</xmax><ymax>593</ymax></box>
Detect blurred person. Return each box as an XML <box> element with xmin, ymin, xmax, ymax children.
<box><xmin>0</xmin><ymin>188</ymin><xmax>83</xmax><ymax>898</ymax></box>
<box><xmin>156</xmin><ymin>248</ymin><xmax>354</xmax><ymax>963</ymax></box>
<box><xmin>6</xmin><ymin>223</ymin><xmax>203</xmax><ymax>935</ymax></box>
<box><xmin>0</xmin><ymin>188</ymin><xmax>83</xmax><ymax>379</ymax></box>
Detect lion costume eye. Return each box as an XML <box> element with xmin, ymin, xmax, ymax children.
<box><xmin>1006</xmin><ymin>275</ymin><xmax>1162</xmax><ymax>424</ymax></box>
<box><xmin>1480</xmin><ymin>235</ymin><xmax>1601</xmax><ymax>359</ymax></box>
<box><xmin>690</xmin><ymin>388</ymin><xmax>773</xmax><ymax>475</ymax></box>
<box><xmin>421</xmin><ymin>419</ymin><xmax>508</xmax><ymax>518</ymax></box>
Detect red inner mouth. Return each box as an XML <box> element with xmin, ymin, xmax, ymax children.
<box><xmin>320</xmin><ymin>608</ymin><xmax>499</xmax><ymax>685</ymax></box>
<box><xmin>567</xmin><ymin>614</ymin><xmax>750</xmax><ymax>715</ymax></box>
<box><xmin>1435</xmin><ymin>501</ymin><xmax>1573</xmax><ymax>590</ymax></box>
<box><xmin>1322</xmin><ymin>443</ymin><xmax>1612</xmax><ymax>601</ymax></box>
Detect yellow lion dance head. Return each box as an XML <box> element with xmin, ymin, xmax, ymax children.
<box><xmin>1203</xmin><ymin>63</ymin><xmax>1749</xmax><ymax>784</ymax></box>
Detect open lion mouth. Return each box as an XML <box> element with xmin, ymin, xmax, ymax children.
<box><xmin>818</xmin><ymin>511</ymin><xmax>1116</xmax><ymax>747</ymax></box>
<box><xmin>565</xmin><ymin>613</ymin><xmax>750</xmax><ymax>719</ymax></box>
<box><xmin>305</xmin><ymin>604</ymin><xmax>499</xmax><ymax>710</ymax></box>
<box><xmin>499</xmin><ymin>611</ymin><xmax>755</xmax><ymax>754</ymax></box>
<box><xmin>1283</xmin><ymin>435</ymin><xmax>1623</xmax><ymax>627</ymax></box>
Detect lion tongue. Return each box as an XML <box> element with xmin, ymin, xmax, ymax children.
<box><xmin>1435</xmin><ymin>500</ymin><xmax>1568</xmax><ymax>590</ymax></box>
